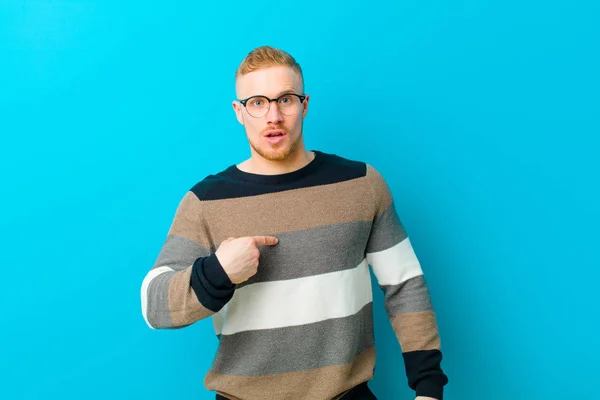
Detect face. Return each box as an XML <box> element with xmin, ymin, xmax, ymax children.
<box><xmin>233</xmin><ymin>66</ymin><xmax>309</xmax><ymax>162</ymax></box>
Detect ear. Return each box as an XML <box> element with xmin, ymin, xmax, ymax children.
<box><xmin>302</xmin><ymin>94</ymin><xmax>310</xmax><ymax>119</ymax></box>
<box><xmin>232</xmin><ymin>100</ymin><xmax>245</xmax><ymax>125</ymax></box>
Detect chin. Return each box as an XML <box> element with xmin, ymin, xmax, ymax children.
<box><xmin>251</xmin><ymin>136</ymin><xmax>301</xmax><ymax>161</ymax></box>
<box><xmin>257</xmin><ymin>146</ymin><xmax>293</xmax><ymax>161</ymax></box>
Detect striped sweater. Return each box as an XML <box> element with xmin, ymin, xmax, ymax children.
<box><xmin>141</xmin><ymin>150</ymin><xmax>448</xmax><ymax>399</ymax></box>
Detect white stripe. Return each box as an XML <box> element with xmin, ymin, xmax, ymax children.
<box><xmin>212</xmin><ymin>304</ymin><xmax>228</xmax><ymax>336</ymax></box>
<box><xmin>367</xmin><ymin>238</ymin><xmax>423</xmax><ymax>286</ymax></box>
<box><xmin>140</xmin><ymin>266</ymin><xmax>174</xmax><ymax>329</ymax></box>
<box><xmin>221</xmin><ymin>259</ymin><xmax>373</xmax><ymax>335</ymax></box>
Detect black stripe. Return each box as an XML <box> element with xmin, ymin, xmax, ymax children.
<box><xmin>191</xmin><ymin>151</ymin><xmax>367</xmax><ymax>200</ymax></box>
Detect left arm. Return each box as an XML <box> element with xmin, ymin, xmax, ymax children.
<box><xmin>365</xmin><ymin>165</ymin><xmax>449</xmax><ymax>400</ymax></box>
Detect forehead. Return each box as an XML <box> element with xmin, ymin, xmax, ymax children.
<box><xmin>236</xmin><ymin>66</ymin><xmax>303</xmax><ymax>98</ymax></box>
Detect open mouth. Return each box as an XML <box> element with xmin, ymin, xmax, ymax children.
<box><xmin>263</xmin><ymin>130</ymin><xmax>287</xmax><ymax>144</ymax></box>
<box><xmin>265</xmin><ymin>130</ymin><xmax>286</xmax><ymax>137</ymax></box>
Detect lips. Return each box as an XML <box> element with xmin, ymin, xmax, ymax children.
<box><xmin>263</xmin><ymin>130</ymin><xmax>287</xmax><ymax>145</ymax></box>
<box><xmin>263</xmin><ymin>130</ymin><xmax>287</xmax><ymax>138</ymax></box>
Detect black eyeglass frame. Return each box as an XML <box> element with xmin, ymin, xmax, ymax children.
<box><xmin>237</xmin><ymin>93</ymin><xmax>307</xmax><ymax>117</ymax></box>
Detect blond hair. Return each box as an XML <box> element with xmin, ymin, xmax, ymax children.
<box><xmin>235</xmin><ymin>46</ymin><xmax>304</xmax><ymax>89</ymax></box>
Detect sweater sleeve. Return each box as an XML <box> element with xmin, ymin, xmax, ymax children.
<box><xmin>365</xmin><ymin>165</ymin><xmax>449</xmax><ymax>399</ymax></box>
<box><xmin>140</xmin><ymin>191</ymin><xmax>235</xmax><ymax>330</ymax></box>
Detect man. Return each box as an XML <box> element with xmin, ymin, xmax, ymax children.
<box><xmin>140</xmin><ymin>46</ymin><xmax>449</xmax><ymax>400</ymax></box>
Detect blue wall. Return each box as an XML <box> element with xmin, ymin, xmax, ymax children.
<box><xmin>1</xmin><ymin>1</ymin><xmax>598</xmax><ymax>399</ymax></box>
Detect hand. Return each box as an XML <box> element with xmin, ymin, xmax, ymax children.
<box><xmin>415</xmin><ymin>397</ymin><xmax>438</xmax><ymax>400</ymax></box>
<box><xmin>215</xmin><ymin>236</ymin><xmax>279</xmax><ymax>284</ymax></box>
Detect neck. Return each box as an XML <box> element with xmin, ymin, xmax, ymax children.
<box><xmin>240</xmin><ymin>145</ymin><xmax>314</xmax><ymax>176</ymax></box>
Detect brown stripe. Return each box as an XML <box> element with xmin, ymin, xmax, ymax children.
<box><xmin>168</xmin><ymin>166</ymin><xmax>389</xmax><ymax>250</ymax></box>
<box><xmin>167</xmin><ymin>267</ymin><xmax>213</xmax><ymax>326</ymax></box>
<box><xmin>206</xmin><ymin>346</ymin><xmax>376</xmax><ymax>400</ymax></box>
<box><xmin>365</xmin><ymin>165</ymin><xmax>393</xmax><ymax>217</ymax></box>
<box><xmin>198</xmin><ymin>176</ymin><xmax>376</xmax><ymax>249</ymax></box>
<box><xmin>168</xmin><ymin>191</ymin><xmax>214</xmax><ymax>248</ymax></box>
<box><xmin>391</xmin><ymin>311</ymin><xmax>441</xmax><ymax>352</ymax></box>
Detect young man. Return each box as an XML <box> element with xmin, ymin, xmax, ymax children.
<box><xmin>141</xmin><ymin>46</ymin><xmax>449</xmax><ymax>400</ymax></box>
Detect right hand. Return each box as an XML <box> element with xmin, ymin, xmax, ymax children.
<box><xmin>215</xmin><ymin>236</ymin><xmax>279</xmax><ymax>284</ymax></box>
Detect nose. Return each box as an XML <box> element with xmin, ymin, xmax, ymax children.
<box><xmin>265</xmin><ymin>100</ymin><xmax>284</xmax><ymax>124</ymax></box>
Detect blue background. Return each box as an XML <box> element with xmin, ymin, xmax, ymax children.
<box><xmin>1</xmin><ymin>1</ymin><xmax>598</xmax><ymax>399</ymax></box>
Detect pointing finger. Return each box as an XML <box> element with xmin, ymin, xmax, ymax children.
<box><xmin>252</xmin><ymin>236</ymin><xmax>279</xmax><ymax>246</ymax></box>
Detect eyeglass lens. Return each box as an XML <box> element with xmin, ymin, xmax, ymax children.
<box><xmin>245</xmin><ymin>95</ymin><xmax>302</xmax><ymax>118</ymax></box>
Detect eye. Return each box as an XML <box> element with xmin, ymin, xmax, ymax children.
<box><xmin>279</xmin><ymin>95</ymin><xmax>293</xmax><ymax>104</ymax></box>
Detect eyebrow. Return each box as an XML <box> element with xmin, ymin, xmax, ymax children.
<box><xmin>258</xmin><ymin>90</ymin><xmax>297</xmax><ymax>98</ymax></box>
<box><xmin>240</xmin><ymin>89</ymin><xmax>300</xmax><ymax>101</ymax></box>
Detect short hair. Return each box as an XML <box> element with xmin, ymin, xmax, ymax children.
<box><xmin>235</xmin><ymin>46</ymin><xmax>304</xmax><ymax>89</ymax></box>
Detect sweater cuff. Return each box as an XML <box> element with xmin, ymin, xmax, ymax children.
<box><xmin>415</xmin><ymin>376</ymin><xmax>445</xmax><ymax>400</ymax></box>
<box><xmin>203</xmin><ymin>253</ymin><xmax>234</xmax><ymax>289</ymax></box>
<box><xmin>190</xmin><ymin>253</ymin><xmax>234</xmax><ymax>312</ymax></box>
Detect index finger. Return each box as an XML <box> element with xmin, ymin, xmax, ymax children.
<box><xmin>252</xmin><ymin>236</ymin><xmax>279</xmax><ymax>246</ymax></box>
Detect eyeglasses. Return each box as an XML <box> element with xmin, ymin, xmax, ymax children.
<box><xmin>238</xmin><ymin>93</ymin><xmax>306</xmax><ymax>118</ymax></box>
